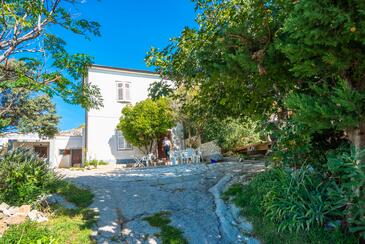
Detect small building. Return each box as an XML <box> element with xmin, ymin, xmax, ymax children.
<box><xmin>0</xmin><ymin>128</ymin><xmax>83</xmax><ymax>168</ymax></box>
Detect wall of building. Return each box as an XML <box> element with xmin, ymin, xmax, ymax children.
<box><xmin>86</xmin><ymin>67</ymin><xmax>160</xmax><ymax>163</ymax></box>
<box><xmin>50</xmin><ymin>136</ymin><xmax>83</xmax><ymax>168</ymax></box>
<box><xmin>0</xmin><ymin>134</ymin><xmax>83</xmax><ymax>168</ymax></box>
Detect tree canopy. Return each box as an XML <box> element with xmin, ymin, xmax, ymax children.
<box><xmin>0</xmin><ymin>0</ymin><xmax>103</xmax><ymax>136</ymax></box>
<box><xmin>117</xmin><ymin>98</ymin><xmax>176</xmax><ymax>154</ymax></box>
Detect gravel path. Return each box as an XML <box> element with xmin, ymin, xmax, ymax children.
<box><xmin>58</xmin><ymin>161</ymin><xmax>264</xmax><ymax>244</ymax></box>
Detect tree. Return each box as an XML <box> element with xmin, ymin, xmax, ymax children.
<box><xmin>0</xmin><ymin>0</ymin><xmax>103</xmax><ymax>135</ymax></box>
<box><xmin>117</xmin><ymin>98</ymin><xmax>176</xmax><ymax>154</ymax></box>
<box><xmin>279</xmin><ymin>0</ymin><xmax>365</xmax><ymax>151</ymax></box>
<box><xmin>146</xmin><ymin>0</ymin><xmax>295</xmax><ymax>121</ymax></box>
<box><xmin>0</xmin><ymin>61</ymin><xmax>59</xmax><ymax>137</ymax></box>
<box><xmin>147</xmin><ymin>0</ymin><xmax>365</xmax><ymax>152</ymax></box>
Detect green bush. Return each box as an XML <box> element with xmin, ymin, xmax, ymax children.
<box><xmin>263</xmin><ymin>166</ymin><xmax>332</xmax><ymax>232</ymax></box>
<box><xmin>202</xmin><ymin>117</ymin><xmax>262</xmax><ymax>151</ymax></box>
<box><xmin>224</xmin><ymin>167</ymin><xmax>359</xmax><ymax>243</ymax></box>
<box><xmin>84</xmin><ymin>159</ymin><xmax>108</xmax><ymax>168</ymax></box>
<box><xmin>0</xmin><ymin>148</ymin><xmax>57</xmax><ymax>205</ymax></box>
<box><xmin>325</xmin><ymin>148</ymin><xmax>365</xmax><ymax>239</ymax></box>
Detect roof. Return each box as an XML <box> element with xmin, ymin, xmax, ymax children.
<box><xmin>58</xmin><ymin>127</ymin><xmax>83</xmax><ymax>137</ymax></box>
<box><xmin>90</xmin><ymin>64</ymin><xmax>158</xmax><ymax>76</ymax></box>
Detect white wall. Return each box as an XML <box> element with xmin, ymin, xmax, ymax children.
<box><xmin>51</xmin><ymin>136</ymin><xmax>83</xmax><ymax>168</ymax></box>
<box><xmin>86</xmin><ymin>67</ymin><xmax>160</xmax><ymax>163</ymax></box>
<box><xmin>0</xmin><ymin>134</ymin><xmax>83</xmax><ymax>168</ymax></box>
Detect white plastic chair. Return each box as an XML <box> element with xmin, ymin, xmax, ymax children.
<box><xmin>133</xmin><ymin>155</ymin><xmax>146</xmax><ymax>168</ymax></box>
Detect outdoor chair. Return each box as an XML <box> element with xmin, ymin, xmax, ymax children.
<box><xmin>133</xmin><ymin>155</ymin><xmax>146</xmax><ymax>168</ymax></box>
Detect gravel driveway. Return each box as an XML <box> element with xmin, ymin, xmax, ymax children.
<box><xmin>59</xmin><ymin>162</ymin><xmax>264</xmax><ymax>244</ymax></box>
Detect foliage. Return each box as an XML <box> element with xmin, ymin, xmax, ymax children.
<box><xmin>325</xmin><ymin>148</ymin><xmax>365</xmax><ymax>239</ymax></box>
<box><xmin>285</xmin><ymin>79</ymin><xmax>365</xmax><ymax>134</ymax></box>
<box><xmin>117</xmin><ymin>98</ymin><xmax>175</xmax><ymax>153</ymax></box>
<box><xmin>202</xmin><ymin>117</ymin><xmax>261</xmax><ymax>151</ymax></box>
<box><xmin>0</xmin><ymin>0</ymin><xmax>103</xmax><ymax>135</ymax></box>
<box><xmin>148</xmin><ymin>80</ymin><xmax>174</xmax><ymax>100</ymax></box>
<box><xmin>0</xmin><ymin>221</ymin><xmax>57</xmax><ymax>244</ymax></box>
<box><xmin>0</xmin><ymin>185</ymin><xmax>97</xmax><ymax>244</ymax></box>
<box><xmin>0</xmin><ymin>80</ymin><xmax>59</xmax><ymax>137</ymax></box>
<box><xmin>83</xmin><ymin>159</ymin><xmax>108</xmax><ymax>168</ymax></box>
<box><xmin>146</xmin><ymin>0</ymin><xmax>295</xmax><ymax>121</ymax></box>
<box><xmin>0</xmin><ymin>148</ymin><xmax>57</xmax><ymax>205</ymax></box>
<box><xmin>49</xmin><ymin>180</ymin><xmax>94</xmax><ymax>208</ymax></box>
<box><xmin>223</xmin><ymin>168</ymin><xmax>358</xmax><ymax>243</ymax></box>
<box><xmin>279</xmin><ymin>0</ymin><xmax>365</xmax><ymax>88</ymax></box>
<box><xmin>143</xmin><ymin>211</ymin><xmax>188</xmax><ymax>244</ymax></box>
<box><xmin>269</xmin><ymin>119</ymin><xmax>350</xmax><ymax>168</ymax></box>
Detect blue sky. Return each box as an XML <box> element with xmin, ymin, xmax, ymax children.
<box><xmin>54</xmin><ymin>0</ymin><xmax>196</xmax><ymax>130</ymax></box>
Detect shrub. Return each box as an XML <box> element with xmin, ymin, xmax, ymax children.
<box><xmin>0</xmin><ymin>148</ymin><xmax>57</xmax><ymax>205</ymax></box>
<box><xmin>325</xmin><ymin>148</ymin><xmax>365</xmax><ymax>239</ymax></box>
<box><xmin>263</xmin><ymin>166</ymin><xmax>332</xmax><ymax>232</ymax></box>
<box><xmin>202</xmin><ymin>117</ymin><xmax>262</xmax><ymax>151</ymax></box>
<box><xmin>84</xmin><ymin>159</ymin><xmax>108</xmax><ymax>168</ymax></box>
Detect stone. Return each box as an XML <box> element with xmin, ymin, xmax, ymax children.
<box><xmin>199</xmin><ymin>141</ymin><xmax>223</xmax><ymax>162</ymax></box>
<box><xmin>3</xmin><ymin>207</ymin><xmax>19</xmax><ymax>216</ymax></box>
<box><xmin>18</xmin><ymin>205</ymin><xmax>31</xmax><ymax>216</ymax></box>
<box><xmin>4</xmin><ymin>214</ymin><xmax>27</xmax><ymax>225</ymax></box>
<box><xmin>28</xmin><ymin>210</ymin><xmax>48</xmax><ymax>223</ymax></box>
<box><xmin>41</xmin><ymin>194</ymin><xmax>76</xmax><ymax>209</ymax></box>
<box><xmin>0</xmin><ymin>212</ymin><xmax>4</xmax><ymax>219</ymax></box>
<box><xmin>0</xmin><ymin>203</ymin><xmax>9</xmax><ymax>213</ymax></box>
<box><xmin>0</xmin><ymin>220</ymin><xmax>7</xmax><ymax>236</ymax></box>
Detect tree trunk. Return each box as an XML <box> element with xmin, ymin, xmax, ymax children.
<box><xmin>347</xmin><ymin>122</ymin><xmax>365</xmax><ymax>157</ymax></box>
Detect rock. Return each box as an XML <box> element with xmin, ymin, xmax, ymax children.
<box><xmin>0</xmin><ymin>220</ymin><xmax>7</xmax><ymax>236</ymax></box>
<box><xmin>40</xmin><ymin>194</ymin><xmax>77</xmax><ymax>210</ymax></box>
<box><xmin>0</xmin><ymin>203</ymin><xmax>9</xmax><ymax>213</ymax></box>
<box><xmin>199</xmin><ymin>141</ymin><xmax>223</xmax><ymax>162</ymax></box>
<box><xmin>4</xmin><ymin>214</ymin><xmax>27</xmax><ymax>225</ymax></box>
<box><xmin>3</xmin><ymin>207</ymin><xmax>19</xmax><ymax>216</ymax></box>
<box><xmin>18</xmin><ymin>205</ymin><xmax>31</xmax><ymax>216</ymax></box>
<box><xmin>0</xmin><ymin>212</ymin><xmax>4</xmax><ymax>219</ymax></box>
<box><xmin>28</xmin><ymin>210</ymin><xmax>48</xmax><ymax>223</ymax></box>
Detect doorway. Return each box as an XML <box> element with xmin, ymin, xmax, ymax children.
<box><xmin>71</xmin><ymin>149</ymin><xmax>82</xmax><ymax>166</ymax></box>
<box><xmin>34</xmin><ymin>146</ymin><xmax>48</xmax><ymax>159</ymax></box>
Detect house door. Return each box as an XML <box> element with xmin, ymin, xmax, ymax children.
<box><xmin>34</xmin><ymin>146</ymin><xmax>48</xmax><ymax>159</ymax></box>
<box><xmin>71</xmin><ymin>149</ymin><xmax>82</xmax><ymax>166</ymax></box>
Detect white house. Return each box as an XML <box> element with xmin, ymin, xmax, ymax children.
<box><xmin>0</xmin><ymin>65</ymin><xmax>177</xmax><ymax>167</ymax></box>
<box><xmin>85</xmin><ymin>64</ymin><xmax>163</xmax><ymax>164</ymax></box>
<box><xmin>0</xmin><ymin>128</ymin><xmax>83</xmax><ymax>168</ymax></box>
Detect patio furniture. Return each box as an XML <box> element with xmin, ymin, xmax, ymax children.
<box><xmin>133</xmin><ymin>155</ymin><xmax>146</xmax><ymax>168</ymax></box>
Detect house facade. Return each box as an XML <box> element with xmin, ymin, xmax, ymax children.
<box><xmin>0</xmin><ymin>65</ymin><xmax>174</xmax><ymax>167</ymax></box>
<box><xmin>85</xmin><ymin>65</ymin><xmax>163</xmax><ymax>164</ymax></box>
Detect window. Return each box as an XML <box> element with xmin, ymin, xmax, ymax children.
<box><xmin>116</xmin><ymin>131</ymin><xmax>132</xmax><ymax>150</ymax></box>
<box><xmin>59</xmin><ymin>149</ymin><xmax>70</xmax><ymax>155</ymax></box>
<box><xmin>116</xmin><ymin>81</ymin><xmax>131</xmax><ymax>102</ymax></box>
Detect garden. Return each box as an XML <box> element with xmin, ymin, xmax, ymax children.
<box><xmin>0</xmin><ymin>148</ymin><xmax>97</xmax><ymax>243</ymax></box>
<box><xmin>0</xmin><ymin>0</ymin><xmax>365</xmax><ymax>243</ymax></box>
<box><xmin>145</xmin><ymin>0</ymin><xmax>365</xmax><ymax>243</ymax></box>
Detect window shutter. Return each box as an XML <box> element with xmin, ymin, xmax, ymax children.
<box><xmin>117</xmin><ymin>83</ymin><xmax>124</xmax><ymax>101</ymax></box>
<box><xmin>117</xmin><ymin>131</ymin><xmax>125</xmax><ymax>150</ymax></box>
<box><xmin>125</xmin><ymin>83</ymin><xmax>130</xmax><ymax>101</ymax></box>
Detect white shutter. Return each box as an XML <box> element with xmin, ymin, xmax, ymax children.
<box><xmin>117</xmin><ymin>82</ymin><xmax>124</xmax><ymax>101</ymax></box>
<box><xmin>117</xmin><ymin>131</ymin><xmax>125</xmax><ymax>150</ymax></box>
<box><xmin>125</xmin><ymin>83</ymin><xmax>130</xmax><ymax>101</ymax></box>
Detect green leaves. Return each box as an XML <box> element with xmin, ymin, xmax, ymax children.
<box><xmin>285</xmin><ymin>79</ymin><xmax>365</xmax><ymax>132</ymax></box>
<box><xmin>117</xmin><ymin>98</ymin><xmax>176</xmax><ymax>153</ymax></box>
<box><xmin>0</xmin><ymin>148</ymin><xmax>58</xmax><ymax>205</ymax></box>
<box><xmin>0</xmin><ymin>0</ymin><xmax>102</xmax><ymax>111</ymax></box>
